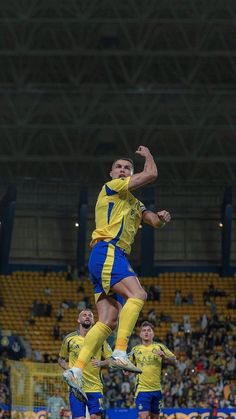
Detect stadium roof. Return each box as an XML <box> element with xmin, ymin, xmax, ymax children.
<box><xmin>0</xmin><ymin>0</ymin><xmax>236</xmax><ymax>184</ymax></box>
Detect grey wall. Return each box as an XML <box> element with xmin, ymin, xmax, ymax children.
<box><xmin>4</xmin><ymin>180</ymin><xmax>234</xmax><ymax>267</ymax></box>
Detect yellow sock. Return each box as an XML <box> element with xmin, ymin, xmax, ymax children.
<box><xmin>74</xmin><ymin>321</ymin><xmax>112</xmax><ymax>369</ymax></box>
<box><xmin>115</xmin><ymin>297</ymin><xmax>144</xmax><ymax>351</ymax></box>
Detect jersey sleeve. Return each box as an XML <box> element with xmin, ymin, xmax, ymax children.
<box><xmin>105</xmin><ymin>177</ymin><xmax>131</xmax><ymax>195</ymax></box>
<box><xmin>59</xmin><ymin>338</ymin><xmax>69</xmax><ymax>359</ymax></box>
<box><xmin>102</xmin><ymin>341</ymin><xmax>113</xmax><ymax>359</ymax></box>
<box><xmin>158</xmin><ymin>343</ymin><xmax>175</xmax><ymax>359</ymax></box>
<box><xmin>139</xmin><ymin>200</ymin><xmax>147</xmax><ymax>213</ymax></box>
<box><xmin>128</xmin><ymin>347</ymin><xmax>136</xmax><ymax>363</ymax></box>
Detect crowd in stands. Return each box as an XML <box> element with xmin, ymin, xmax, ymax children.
<box><xmin>102</xmin><ymin>282</ymin><xmax>236</xmax><ymax>409</ymax></box>
<box><xmin>0</xmin><ymin>276</ymin><xmax>235</xmax><ymax>415</ymax></box>
<box><xmin>101</xmin><ymin>312</ymin><xmax>236</xmax><ymax>409</ymax></box>
<box><xmin>0</xmin><ymin>359</ymin><xmax>10</xmax><ymax>418</ymax></box>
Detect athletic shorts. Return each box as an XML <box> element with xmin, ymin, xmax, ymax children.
<box><xmin>69</xmin><ymin>391</ymin><xmax>104</xmax><ymax>417</ymax></box>
<box><xmin>136</xmin><ymin>391</ymin><xmax>163</xmax><ymax>414</ymax></box>
<box><xmin>88</xmin><ymin>240</ymin><xmax>137</xmax><ymax>305</ymax></box>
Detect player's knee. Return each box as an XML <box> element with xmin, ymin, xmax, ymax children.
<box><xmin>101</xmin><ymin>317</ymin><xmax>118</xmax><ymax>330</ymax></box>
<box><xmin>108</xmin><ymin>317</ymin><xmax>118</xmax><ymax>330</ymax></box>
<box><xmin>139</xmin><ymin>413</ymin><xmax>149</xmax><ymax>419</ymax></box>
<box><xmin>133</xmin><ymin>289</ymin><xmax>147</xmax><ymax>301</ymax></box>
<box><xmin>142</xmin><ymin>289</ymin><xmax>148</xmax><ymax>301</ymax></box>
<box><xmin>90</xmin><ymin>414</ymin><xmax>101</xmax><ymax>419</ymax></box>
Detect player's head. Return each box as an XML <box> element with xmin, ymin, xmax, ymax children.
<box><xmin>78</xmin><ymin>309</ymin><xmax>94</xmax><ymax>330</ymax></box>
<box><xmin>110</xmin><ymin>157</ymin><xmax>134</xmax><ymax>179</ymax></box>
<box><xmin>140</xmin><ymin>321</ymin><xmax>155</xmax><ymax>342</ymax></box>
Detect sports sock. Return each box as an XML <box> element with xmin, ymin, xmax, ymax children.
<box><xmin>73</xmin><ymin>321</ymin><xmax>112</xmax><ymax>369</ymax></box>
<box><xmin>115</xmin><ymin>297</ymin><xmax>144</xmax><ymax>352</ymax></box>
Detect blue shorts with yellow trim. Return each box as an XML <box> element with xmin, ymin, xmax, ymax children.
<box><xmin>136</xmin><ymin>391</ymin><xmax>163</xmax><ymax>414</ymax></box>
<box><xmin>88</xmin><ymin>241</ymin><xmax>137</xmax><ymax>306</ymax></box>
<box><xmin>69</xmin><ymin>391</ymin><xmax>104</xmax><ymax>417</ymax></box>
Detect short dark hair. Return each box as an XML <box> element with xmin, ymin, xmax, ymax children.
<box><xmin>79</xmin><ymin>309</ymin><xmax>93</xmax><ymax>316</ymax></box>
<box><xmin>112</xmin><ymin>157</ymin><xmax>134</xmax><ymax>169</ymax></box>
<box><xmin>140</xmin><ymin>321</ymin><xmax>155</xmax><ymax>330</ymax></box>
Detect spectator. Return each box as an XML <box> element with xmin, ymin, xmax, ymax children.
<box><xmin>77</xmin><ymin>299</ymin><xmax>86</xmax><ymax>310</ymax></box>
<box><xmin>160</xmin><ymin>312</ymin><xmax>172</xmax><ymax>323</ymax></box>
<box><xmin>77</xmin><ymin>285</ymin><xmax>85</xmax><ymax>295</ymax></box>
<box><xmin>121</xmin><ymin>378</ymin><xmax>130</xmax><ymax>395</ymax></box>
<box><xmin>66</xmin><ymin>265</ymin><xmax>73</xmax><ymax>281</ymax></box>
<box><xmin>44</xmin><ymin>287</ymin><xmax>51</xmax><ymax>297</ymax></box>
<box><xmin>201</xmin><ymin>314</ymin><xmax>208</xmax><ymax>330</ymax></box>
<box><xmin>175</xmin><ymin>289</ymin><xmax>182</xmax><ymax>305</ymax></box>
<box><xmin>227</xmin><ymin>298</ymin><xmax>236</xmax><ymax>309</ymax></box>
<box><xmin>183</xmin><ymin>314</ymin><xmax>190</xmax><ymax>324</ymax></box>
<box><xmin>209</xmin><ymin>397</ymin><xmax>219</xmax><ymax>419</ymax></box>
<box><xmin>34</xmin><ymin>350</ymin><xmax>42</xmax><ymax>362</ymax></box>
<box><xmin>184</xmin><ymin>321</ymin><xmax>192</xmax><ymax>334</ymax></box>
<box><xmin>171</xmin><ymin>323</ymin><xmax>179</xmax><ymax>334</ymax></box>
<box><xmin>56</xmin><ymin>306</ymin><xmax>64</xmax><ymax>322</ymax></box>
<box><xmin>47</xmin><ymin>388</ymin><xmax>66</xmax><ymax>419</ymax></box>
<box><xmin>43</xmin><ymin>266</ymin><xmax>51</xmax><ymax>276</ymax></box>
<box><xmin>27</xmin><ymin>312</ymin><xmax>36</xmax><ymax>326</ymax></box>
<box><xmin>186</xmin><ymin>292</ymin><xmax>193</xmax><ymax>305</ymax></box>
<box><xmin>45</xmin><ymin>301</ymin><xmax>52</xmax><ymax>317</ymax></box>
<box><xmin>52</xmin><ymin>324</ymin><xmax>60</xmax><ymax>340</ymax></box>
<box><xmin>78</xmin><ymin>265</ymin><xmax>88</xmax><ymax>281</ymax></box>
<box><xmin>147</xmin><ymin>309</ymin><xmax>157</xmax><ymax>325</ymax></box>
<box><xmin>148</xmin><ymin>284</ymin><xmax>161</xmax><ymax>301</ymax></box>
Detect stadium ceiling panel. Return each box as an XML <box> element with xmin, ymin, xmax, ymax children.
<box><xmin>0</xmin><ymin>0</ymin><xmax>236</xmax><ymax>184</ymax></box>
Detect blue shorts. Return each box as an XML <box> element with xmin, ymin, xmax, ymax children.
<box><xmin>69</xmin><ymin>391</ymin><xmax>104</xmax><ymax>417</ymax></box>
<box><xmin>88</xmin><ymin>241</ymin><xmax>137</xmax><ymax>305</ymax></box>
<box><xmin>136</xmin><ymin>391</ymin><xmax>163</xmax><ymax>414</ymax></box>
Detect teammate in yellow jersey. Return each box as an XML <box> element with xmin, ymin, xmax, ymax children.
<box><xmin>58</xmin><ymin>309</ymin><xmax>112</xmax><ymax>416</ymax></box>
<box><xmin>63</xmin><ymin>145</ymin><xmax>171</xmax><ymax>401</ymax></box>
<box><xmin>130</xmin><ymin>321</ymin><xmax>177</xmax><ymax>419</ymax></box>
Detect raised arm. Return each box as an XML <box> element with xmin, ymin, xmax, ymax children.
<box><xmin>128</xmin><ymin>146</ymin><xmax>158</xmax><ymax>191</ymax></box>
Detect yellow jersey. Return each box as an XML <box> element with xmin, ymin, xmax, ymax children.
<box><xmin>59</xmin><ymin>331</ymin><xmax>112</xmax><ymax>393</ymax></box>
<box><xmin>130</xmin><ymin>342</ymin><xmax>175</xmax><ymax>394</ymax></box>
<box><xmin>91</xmin><ymin>176</ymin><xmax>146</xmax><ymax>254</ymax></box>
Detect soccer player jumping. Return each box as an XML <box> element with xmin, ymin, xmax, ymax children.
<box><xmin>63</xmin><ymin>146</ymin><xmax>171</xmax><ymax>401</ymax></box>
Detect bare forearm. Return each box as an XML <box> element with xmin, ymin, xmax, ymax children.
<box><xmin>91</xmin><ymin>358</ymin><xmax>111</xmax><ymax>368</ymax></box>
<box><xmin>128</xmin><ymin>146</ymin><xmax>158</xmax><ymax>191</ymax></box>
<box><xmin>151</xmin><ymin>213</ymin><xmax>165</xmax><ymax>228</ymax></box>
<box><xmin>100</xmin><ymin>359</ymin><xmax>110</xmax><ymax>367</ymax></box>
<box><xmin>58</xmin><ymin>357</ymin><xmax>68</xmax><ymax>370</ymax></box>
<box><xmin>143</xmin><ymin>153</ymin><xmax>158</xmax><ymax>178</ymax></box>
<box><xmin>142</xmin><ymin>211</ymin><xmax>166</xmax><ymax>228</ymax></box>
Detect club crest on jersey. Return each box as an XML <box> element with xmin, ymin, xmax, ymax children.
<box><xmin>70</xmin><ymin>343</ymin><xmax>80</xmax><ymax>350</ymax></box>
<box><xmin>130</xmin><ymin>209</ymin><xmax>135</xmax><ymax>217</ymax></box>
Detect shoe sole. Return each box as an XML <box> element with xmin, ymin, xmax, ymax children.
<box><xmin>109</xmin><ymin>358</ymin><xmax>142</xmax><ymax>374</ymax></box>
<box><xmin>63</xmin><ymin>375</ymin><xmax>88</xmax><ymax>403</ymax></box>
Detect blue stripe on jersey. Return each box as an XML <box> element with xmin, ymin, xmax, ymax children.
<box><xmin>105</xmin><ymin>184</ymin><xmax>118</xmax><ymax>196</ymax></box>
<box><xmin>107</xmin><ymin>202</ymin><xmax>114</xmax><ymax>223</ymax></box>
<box><xmin>111</xmin><ymin>217</ymin><xmax>124</xmax><ymax>244</ymax></box>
